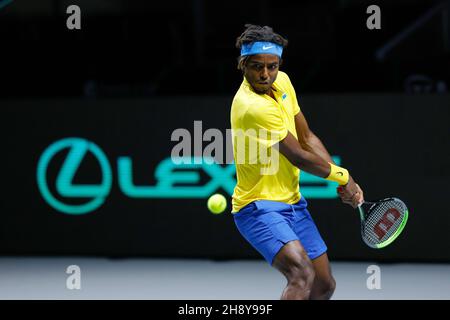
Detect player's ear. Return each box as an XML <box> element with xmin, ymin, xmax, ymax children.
<box><xmin>238</xmin><ymin>56</ymin><xmax>250</xmax><ymax>73</ymax></box>
<box><xmin>237</xmin><ymin>56</ymin><xmax>245</xmax><ymax>72</ymax></box>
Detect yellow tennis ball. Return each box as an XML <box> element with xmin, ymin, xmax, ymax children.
<box><xmin>207</xmin><ymin>194</ymin><xmax>227</xmax><ymax>214</ymax></box>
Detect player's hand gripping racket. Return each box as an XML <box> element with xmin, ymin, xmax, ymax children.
<box><xmin>357</xmin><ymin>198</ymin><xmax>408</xmax><ymax>248</ymax></box>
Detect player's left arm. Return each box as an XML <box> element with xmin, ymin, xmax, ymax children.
<box><xmin>294</xmin><ymin>111</ymin><xmax>334</xmax><ymax>164</ymax></box>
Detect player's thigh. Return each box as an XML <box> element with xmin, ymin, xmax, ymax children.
<box><xmin>311</xmin><ymin>252</ymin><xmax>334</xmax><ymax>284</ymax></box>
<box><xmin>272</xmin><ymin>240</ymin><xmax>313</xmax><ymax>278</ymax></box>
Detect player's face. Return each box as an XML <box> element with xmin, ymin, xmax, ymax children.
<box><xmin>244</xmin><ymin>54</ymin><xmax>280</xmax><ymax>94</ymax></box>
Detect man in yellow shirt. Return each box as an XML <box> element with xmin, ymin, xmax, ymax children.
<box><xmin>231</xmin><ymin>24</ymin><xmax>364</xmax><ymax>300</ymax></box>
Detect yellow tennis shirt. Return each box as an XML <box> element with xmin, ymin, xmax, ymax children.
<box><xmin>230</xmin><ymin>71</ymin><xmax>302</xmax><ymax>213</ymax></box>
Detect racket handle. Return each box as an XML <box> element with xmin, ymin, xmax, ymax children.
<box><xmin>337</xmin><ymin>186</ymin><xmax>363</xmax><ymax>207</ymax></box>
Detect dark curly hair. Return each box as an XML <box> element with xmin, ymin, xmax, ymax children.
<box><xmin>235</xmin><ymin>24</ymin><xmax>288</xmax><ymax>71</ymax></box>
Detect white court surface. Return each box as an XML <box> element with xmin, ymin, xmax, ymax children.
<box><xmin>0</xmin><ymin>258</ymin><xmax>449</xmax><ymax>300</ymax></box>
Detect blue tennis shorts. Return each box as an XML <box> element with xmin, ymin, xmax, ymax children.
<box><xmin>233</xmin><ymin>197</ymin><xmax>327</xmax><ymax>265</ymax></box>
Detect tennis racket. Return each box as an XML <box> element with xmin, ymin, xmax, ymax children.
<box><xmin>357</xmin><ymin>198</ymin><xmax>409</xmax><ymax>249</ymax></box>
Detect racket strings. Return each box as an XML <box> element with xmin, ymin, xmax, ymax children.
<box><xmin>362</xmin><ymin>199</ymin><xmax>407</xmax><ymax>246</ymax></box>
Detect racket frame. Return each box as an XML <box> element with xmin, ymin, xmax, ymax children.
<box><xmin>358</xmin><ymin>198</ymin><xmax>409</xmax><ymax>249</ymax></box>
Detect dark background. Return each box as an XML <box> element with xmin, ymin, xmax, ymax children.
<box><xmin>0</xmin><ymin>0</ymin><xmax>449</xmax><ymax>262</ymax></box>
<box><xmin>1</xmin><ymin>0</ymin><xmax>449</xmax><ymax>97</ymax></box>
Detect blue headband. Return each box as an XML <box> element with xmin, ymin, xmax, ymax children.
<box><xmin>240</xmin><ymin>41</ymin><xmax>283</xmax><ymax>58</ymax></box>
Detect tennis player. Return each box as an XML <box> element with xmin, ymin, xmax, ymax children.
<box><xmin>230</xmin><ymin>24</ymin><xmax>364</xmax><ymax>300</ymax></box>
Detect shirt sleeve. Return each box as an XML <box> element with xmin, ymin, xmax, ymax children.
<box><xmin>292</xmin><ymin>91</ymin><xmax>301</xmax><ymax>116</ymax></box>
<box><xmin>280</xmin><ymin>72</ymin><xmax>301</xmax><ymax>116</ymax></box>
<box><xmin>243</xmin><ymin>103</ymin><xmax>288</xmax><ymax>148</ymax></box>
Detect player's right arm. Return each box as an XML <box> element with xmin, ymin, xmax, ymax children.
<box><xmin>278</xmin><ymin>131</ymin><xmax>330</xmax><ymax>178</ymax></box>
<box><xmin>243</xmin><ymin>98</ymin><xmax>362</xmax><ymax>207</ymax></box>
<box><xmin>277</xmin><ymin>132</ymin><xmax>362</xmax><ymax>207</ymax></box>
<box><xmin>277</xmin><ymin>72</ymin><xmax>362</xmax><ymax>206</ymax></box>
